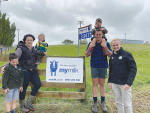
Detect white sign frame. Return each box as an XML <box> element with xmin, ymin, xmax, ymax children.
<box><xmin>46</xmin><ymin>57</ymin><xmax>83</xmax><ymax>83</ymax></box>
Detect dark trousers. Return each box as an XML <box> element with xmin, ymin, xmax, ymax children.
<box><xmin>19</xmin><ymin>70</ymin><xmax>41</xmax><ymax>100</ymax></box>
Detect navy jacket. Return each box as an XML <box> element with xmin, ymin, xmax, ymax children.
<box><xmin>17</xmin><ymin>41</ymin><xmax>37</xmax><ymax>71</ymax></box>
<box><xmin>108</xmin><ymin>47</ymin><xmax>137</xmax><ymax>86</ymax></box>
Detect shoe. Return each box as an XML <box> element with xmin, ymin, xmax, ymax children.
<box><xmin>10</xmin><ymin>109</ymin><xmax>16</xmax><ymax>113</ymax></box>
<box><xmin>19</xmin><ymin>100</ymin><xmax>29</xmax><ymax>112</ymax></box>
<box><xmin>25</xmin><ymin>95</ymin><xmax>36</xmax><ymax>111</ymax></box>
<box><xmin>102</xmin><ymin>48</ymin><xmax>108</xmax><ymax>55</ymax></box>
<box><xmin>100</xmin><ymin>101</ymin><xmax>107</xmax><ymax>112</ymax></box>
<box><xmin>89</xmin><ymin>48</ymin><xmax>94</xmax><ymax>55</ymax></box>
<box><xmin>92</xmin><ymin>102</ymin><xmax>97</xmax><ymax>113</ymax></box>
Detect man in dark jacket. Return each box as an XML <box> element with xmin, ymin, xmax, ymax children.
<box><xmin>108</xmin><ymin>38</ymin><xmax>137</xmax><ymax>113</ymax></box>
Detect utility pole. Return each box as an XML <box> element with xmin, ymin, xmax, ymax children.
<box><xmin>17</xmin><ymin>29</ymin><xmax>20</xmax><ymax>43</ymax></box>
<box><xmin>124</xmin><ymin>33</ymin><xmax>127</xmax><ymax>43</ymax></box>
<box><xmin>78</xmin><ymin>21</ymin><xmax>84</xmax><ymax>45</ymax></box>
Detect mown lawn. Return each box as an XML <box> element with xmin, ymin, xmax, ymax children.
<box><xmin>0</xmin><ymin>43</ymin><xmax>150</xmax><ymax>113</ymax></box>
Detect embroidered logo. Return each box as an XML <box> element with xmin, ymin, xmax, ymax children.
<box><xmin>119</xmin><ymin>56</ymin><xmax>122</xmax><ymax>59</ymax></box>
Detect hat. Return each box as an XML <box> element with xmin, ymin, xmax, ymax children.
<box><xmin>95</xmin><ymin>18</ymin><xmax>102</xmax><ymax>24</ymax></box>
<box><xmin>23</xmin><ymin>34</ymin><xmax>35</xmax><ymax>42</ymax></box>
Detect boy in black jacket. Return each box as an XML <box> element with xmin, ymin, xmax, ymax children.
<box><xmin>108</xmin><ymin>38</ymin><xmax>137</xmax><ymax>113</ymax></box>
<box><xmin>2</xmin><ymin>53</ymin><xmax>25</xmax><ymax>113</ymax></box>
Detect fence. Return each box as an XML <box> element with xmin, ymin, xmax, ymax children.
<box><xmin>0</xmin><ymin>45</ymin><xmax>14</xmax><ymax>54</ymax></box>
<box><xmin>0</xmin><ymin>55</ymin><xmax>86</xmax><ymax>102</ymax></box>
<box><xmin>120</xmin><ymin>39</ymin><xmax>144</xmax><ymax>44</ymax></box>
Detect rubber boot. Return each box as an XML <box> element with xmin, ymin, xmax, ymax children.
<box><xmin>25</xmin><ymin>95</ymin><xmax>36</xmax><ymax>111</ymax></box>
<box><xmin>19</xmin><ymin>100</ymin><xmax>29</xmax><ymax>113</ymax></box>
<box><xmin>10</xmin><ymin>109</ymin><xmax>16</xmax><ymax>113</ymax></box>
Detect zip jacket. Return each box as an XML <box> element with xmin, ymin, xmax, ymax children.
<box><xmin>108</xmin><ymin>47</ymin><xmax>137</xmax><ymax>86</ymax></box>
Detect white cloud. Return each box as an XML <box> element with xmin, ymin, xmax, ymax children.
<box><xmin>1</xmin><ymin>0</ymin><xmax>150</xmax><ymax>46</ymax></box>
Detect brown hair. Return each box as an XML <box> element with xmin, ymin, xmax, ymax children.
<box><xmin>38</xmin><ymin>33</ymin><xmax>45</xmax><ymax>40</ymax></box>
<box><xmin>95</xmin><ymin>18</ymin><xmax>102</xmax><ymax>24</ymax></box>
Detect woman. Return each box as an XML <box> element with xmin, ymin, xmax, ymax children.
<box><xmin>3</xmin><ymin>34</ymin><xmax>45</xmax><ymax>112</ymax></box>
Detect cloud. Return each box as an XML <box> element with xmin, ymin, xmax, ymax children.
<box><xmin>1</xmin><ymin>0</ymin><xmax>150</xmax><ymax>46</ymax></box>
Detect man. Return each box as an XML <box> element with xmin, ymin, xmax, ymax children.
<box><xmin>108</xmin><ymin>38</ymin><xmax>137</xmax><ymax>113</ymax></box>
<box><xmin>85</xmin><ymin>29</ymin><xmax>112</xmax><ymax>113</ymax></box>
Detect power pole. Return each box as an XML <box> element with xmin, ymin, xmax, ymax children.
<box><xmin>78</xmin><ymin>21</ymin><xmax>84</xmax><ymax>45</ymax></box>
<box><xmin>17</xmin><ymin>29</ymin><xmax>20</xmax><ymax>43</ymax></box>
<box><xmin>124</xmin><ymin>33</ymin><xmax>127</xmax><ymax>43</ymax></box>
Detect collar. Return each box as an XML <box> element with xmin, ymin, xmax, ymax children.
<box><xmin>113</xmin><ymin>47</ymin><xmax>123</xmax><ymax>55</ymax></box>
<box><xmin>9</xmin><ymin>63</ymin><xmax>19</xmax><ymax>68</ymax></box>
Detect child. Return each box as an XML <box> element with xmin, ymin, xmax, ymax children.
<box><xmin>89</xmin><ymin>18</ymin><xmax>108</xmax><ymax>55</ymax></box>
<box><xmin>2</xmin><ymin>53</ymin><xmax>25</xmax><ymax>113</ymax></box>
<box><xmin>35</xmin><ymin>33</ymin><xmax>48</xmax><ymax>65</ymax></box>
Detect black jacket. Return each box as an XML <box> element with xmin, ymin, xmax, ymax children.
<box><xmin>108</xmin><ymin>47</ymin><xmax>137</xmax><ymax>86</ymax></box>
<box><xmin>2</xmin><ymin>63</ymin><xmax>24</xmax><ymax>90</ymax></box>
<box><xmin>17</xmin><ymin>41</ymin><xmax>37</xmax><ymax>71</ymax></box>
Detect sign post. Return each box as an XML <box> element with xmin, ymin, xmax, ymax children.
<box><xmin>78</xmin><ymin>24</ymin><xmax>92</xmax><ymax>56</ymax></box>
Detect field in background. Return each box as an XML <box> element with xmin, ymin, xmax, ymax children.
<box><xmin>0</xmin><ymin>44</ymin><xmax>150</xmax><ymax>113</ymax></box>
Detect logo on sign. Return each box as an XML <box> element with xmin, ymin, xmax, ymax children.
<box><xmin>50</xmin><ymin>60</ymin><xmax>58</xmax><ymax>76</ymax></box>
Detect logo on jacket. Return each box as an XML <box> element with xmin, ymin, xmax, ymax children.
<box><xmin>50</xmin><ymin>60</ymin><xmax>58</xmax><ymax>76</ymax></box>
<box><xmin>119</xmin><ymin>56</ymin><xmax>122</xmax><ymax>59</ymax></box>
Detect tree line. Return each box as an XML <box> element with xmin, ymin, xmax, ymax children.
<box><xmin>0</xmin><ymin>11</ymin><xmax>16</xmax><ymax>46</ymax></box>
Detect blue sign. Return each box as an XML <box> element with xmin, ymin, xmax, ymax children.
<box><xmin>79</xmin><ymin>24</ymin><xmax>92</xmax><ymax>40</ymax></box>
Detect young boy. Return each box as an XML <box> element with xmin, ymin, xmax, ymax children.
<box><xmin>108</xmin><ymin>38</ymin><xmax>137</xmax><ymax>113</ymax></box>
<box><xmin>89</xmin><ymin>18</ymin><xmax>108</xmax><ymax>55</ymax></box>
<box><xmin>2</xmin><ymin>53</ymin><xmax>24</xmax><ymax>113</ymax></box>
<box><xmin>35</xmin><ymin>33</ymin><xmax>48</xmax><ymax>64</ymax></box>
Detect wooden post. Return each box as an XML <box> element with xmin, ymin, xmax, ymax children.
<box><xmin>80</xmin><ymin>56</ymin><xmax>87</xmax><ymax>103</ymax></box>
<box><xmin>0</xmin><ymin>48</ymin><xmax>2</xmax><ymax>54</ymax></box>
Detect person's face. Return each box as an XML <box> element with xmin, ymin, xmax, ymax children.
<box><xmin>25</xmin><ymin>37</ymin><xmax>33</xmax><ymax>47</ymax></box>
<box><xmin>9</xmin><ymin>59</ymin><xmax>18</xmax><ymax>67</ymax></box>
<box><xmin>38</xmin><ymin>36</ymin><xmax>44</xmax><ymax>42</ymax></box>
<box><xmin>111</xmin><ymin>40</ymin><xmax>121</xmax><ymax>52</ymax></box>
<box><xmin>96</xmin><ymin>22</ymin><xmax>102</xmax><ymax>28</ymax></box>
<box><xmin>95</xmin><ymin>31</ymin><xmax>103</xmax><ymax>43</ymax></box>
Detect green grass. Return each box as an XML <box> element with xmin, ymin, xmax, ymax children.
<box><xmin>0</xmin><ymin>44</ymin><xmax>150</xmax><ymax>113</ymax></box>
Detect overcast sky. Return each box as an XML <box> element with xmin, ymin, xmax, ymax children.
<box><xmin>1</xmin><ymin>0</ymin><xmax>150</xmax><ymax>45</ymax></box>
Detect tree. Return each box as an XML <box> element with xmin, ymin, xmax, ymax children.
<box><xmin>0</xmin><ymin>11</ymin><xmax>16</xmax><ymax>46</ymax></box>
<box><xmin>10</xmin><ymin>23</ymin><xmax>16</xmax><ymax>46</ymax></box>
<box><xmin>62</xmin><ymin>39</ymin><xmax>74</xmax><ymax>45</ymax></box>
<box><xmin>80</xmin><ymin>39</ymin><xmax>88</xmax><ymax>45</ymax></box>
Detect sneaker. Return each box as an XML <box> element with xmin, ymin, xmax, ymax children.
<box><xmin>102</xmin><ymin>48</ymin><xmax>108</xmax><ymax>55</ymax></box>
<box><xmin>89</xmin><ymin>48</ymin><xmax>94</xmax><ymax>55</ymax></box>
<box><xmin>100</xmin><ymin>101</ymin><xmax>107</xmax><ymax>112</ymax></box>
<box><xmin>92</xmin><ymin>102</ymin><xmax>97</xmax><ymax>113</ymax></box>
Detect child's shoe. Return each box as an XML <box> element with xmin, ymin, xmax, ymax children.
<box><xmin>102</xmin><ymin>48</ymin><xmax>108</xmax><ymax>55</ymax></box>
<box><xmin>89</xmin><ymin>48</ymin><xmax>94</xmax><ymax>55</ymax></box>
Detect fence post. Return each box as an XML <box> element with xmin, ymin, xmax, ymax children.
<box><xmin>0</xmin><ymin>48</ymin><xmax>2</xmax><ymax>54</ymax></box>
<box><xmin>80</xmin><ymin>56</ymin><xmax>87</xmax><ymax>103</ymax></box>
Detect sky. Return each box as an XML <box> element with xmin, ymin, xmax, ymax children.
<box><xmin>1</xmin><ymin>0</ymin><xmax>150</xmax><ymax>45</ymax></box>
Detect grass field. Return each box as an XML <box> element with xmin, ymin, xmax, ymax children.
<box><xmin>0</xmin><ymin>43</ymin><xmax>150</xmax><ymax>113</ymax></box>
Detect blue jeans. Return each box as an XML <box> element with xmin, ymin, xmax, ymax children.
<box><xmin>19</xmin><ymin>70</ymin><xmax>41</xmax><ymax>100</ymax></box>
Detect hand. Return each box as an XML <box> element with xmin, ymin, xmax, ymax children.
<box><xmin>124</xmin><ymin>84</ymin><xmax>130</xmax><ymax>90</ymax></box>
<box><xmin>44</xmin><ymin>52</ymin><xmax>47</xmax><ymax>55</ymax></box>
<box><xmin>108</xmin><ymin>83</ymin><xmax>112</xmax><ymax>89</ymax></box>
<box><xmin>89</xmin><ymin>42</ymin><xmax>95</xmax><ymax>49</ymax></box>
<box><xmin>101</xmin><ymin>38</ymin><xmax>107</xmax><ymax>48</ymax></box>
<box><xmin>100</xmin><ymin>27</ymin><xmax>105</xmax><ymax>31</ymax></box>
<box><xmin>20</xmin><ymin>87</ymin><xmax>23</xmax><ymax>92</ymax></box>
<box><xmin>1</xmin><ymin>66</ymin><xmax>5</xmax><ymax>74</ymax></box>
<box><xmin>4</xmin><ymin>89</ymin><xmax>9</xmax><ymax>94</ymax></box>
<box><xmin>39</xmin><ymin>41</ymin><xmax>42</xmax><ymax>43</ymax></box>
